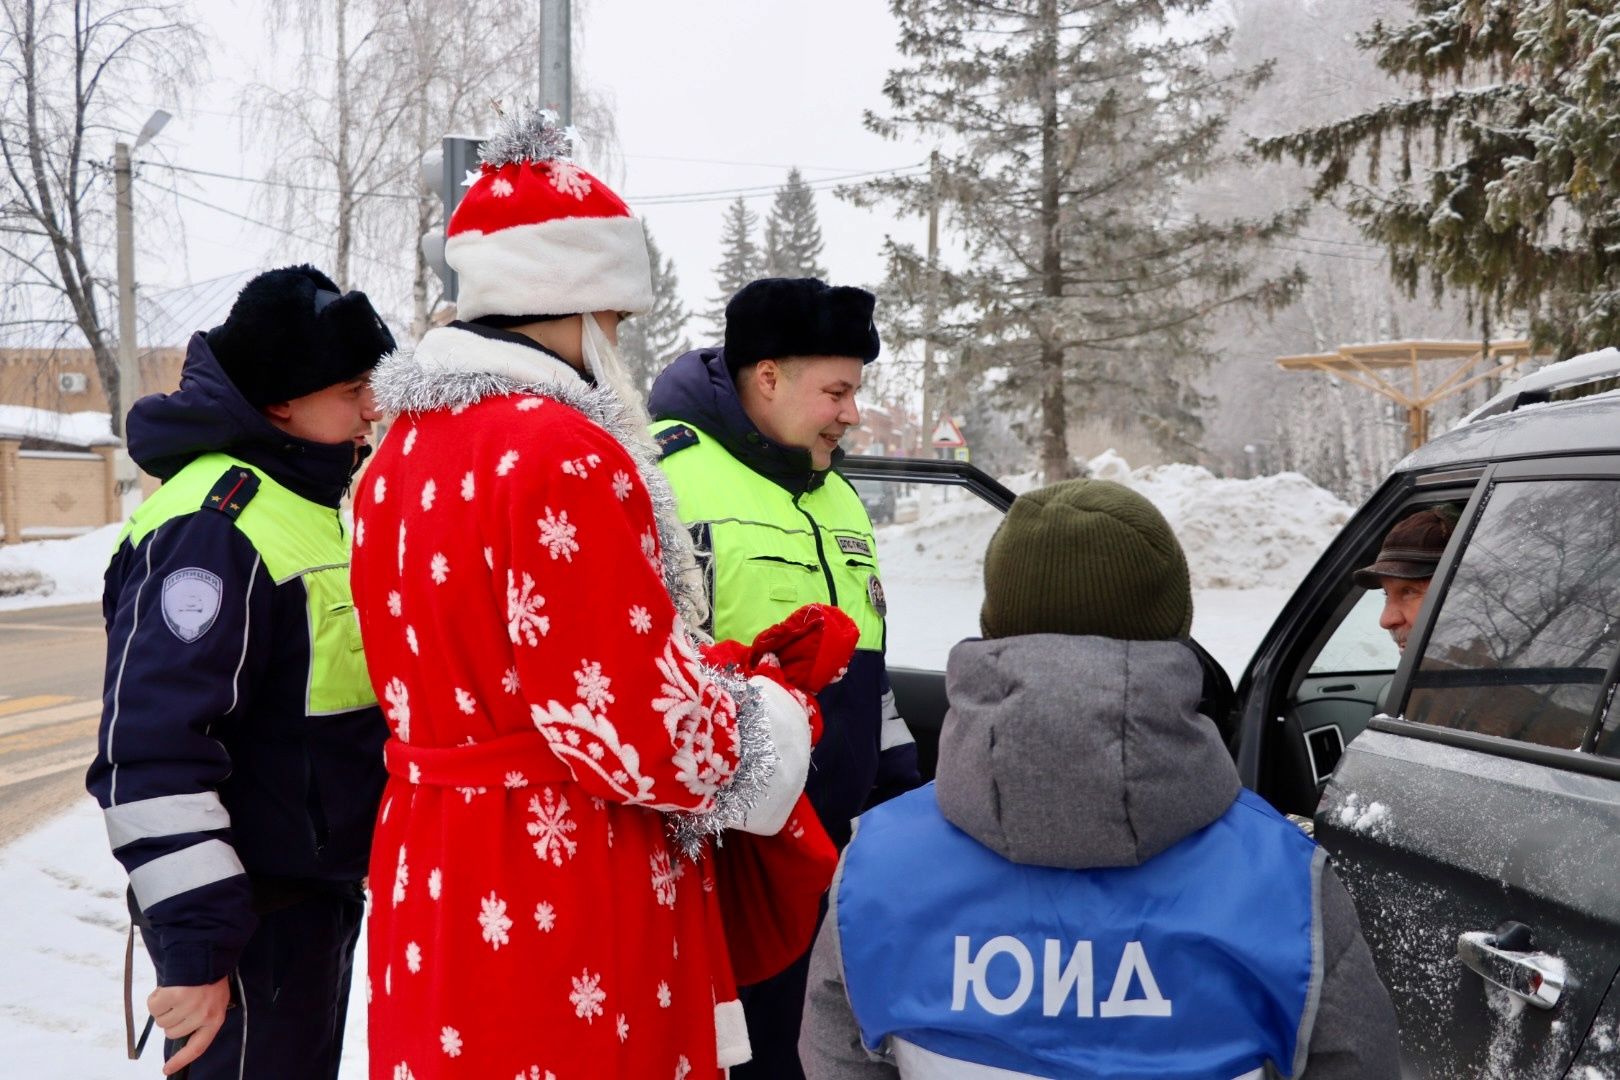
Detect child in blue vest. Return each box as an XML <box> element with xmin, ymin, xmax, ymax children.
<box><xmin>800</xmin><ymin>479</ymin><xmax>1398</xmax><ymax>1079</ymax></box>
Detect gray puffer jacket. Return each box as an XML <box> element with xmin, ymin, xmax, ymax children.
<box><xmin>799</xmin><ymin>635</ymin><xmax>1399</xmax><ymax>1079</ymax></box>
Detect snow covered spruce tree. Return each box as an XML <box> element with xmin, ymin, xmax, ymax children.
<box><xmin>765</xmin><ymin>168</ymin><xmax>829</xmax><ymax>279</ymax></box>
<box><xmin>851</xmin><ymin>0</ymin><xmax>1303</xmax><ymax>478</ymax></box>
<box><xmin>1258</xmin><ymin>1</ymin><xmax>1620</xmax><ymax>358</ymax></box>
<box><xmin>618</xmin><ymin>225</ymin><xmax>691</xmax><ymax>395</ymax></box>
<box><xmin>705</xmin><ymin>196</ymin><xmax>766</xmax><ymax>337</ymax></box>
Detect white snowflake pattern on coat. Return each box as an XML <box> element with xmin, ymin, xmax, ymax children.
<box><xmin>405</xmin><ymin>625</ymin><xmax>419</xmax><ymax>656</ymax></box>
<box><xmin>502</xmin><ymin>666</ymin><xmax>521</xmax><ymax>694</ymax></box>
<box><xmin>515</xmin><ymin>395</ymin><xmax>544</xmax><ymax>412</ymax></box>
<box><xmin>561</xmin><ymin>453</ymin><xmax>601</xmax><ymax>478</ymax></box>
<box><xmin>427</xmin><ymin>868</ymin><xmax>442</xmax><ymax>901</ymax></box>
<box><xmin>430</xmin><ymin>552</ymin><xmax>449</xmax><ymax>584</ymax></box>
<box><xmin>496</xmin><ymin>450</ymin><xmax>520</xmax><ymax>476</ymax></box>
<box><xmin>505</xmin><ymin>770</ymin><xmax>529</xmax><ymax>789</ymax></box>
<box><xmin>374</xmin><ymin>475</ymin><xmax>387</xmax><ymax>503</ymax></box>
<box><xmin>574</xmin><ymin>659</ymin><xmax>615</xmax><ymax>711</ymax></box>
<box><xmin>387</xmin><ymin>591</ymin><xmax>402</xmax><ymax>617</ymax></box>
<box><xmin>392</xmin><ymin>1063</ymin><xmax>414</xmax><ymax>1080</ymax></box>
<box><xmin>650</xmin><ymin>851</ymin><xmax>678</xmax><ymax>908</ymax></box>
<box><xmin>454</xmin><ymin>688</ymin><xmax>477</xmax><ymax>715</ymax></box>
<box><xmin>393</xmin><ymin>845</ymin><xmax>409</xmax><ymax>906</ymax></box>
<box><xmin>616</xmin><ymin>1013</ymin><xmax>629</xmax><ymax>1042</ymax></box>
<box><xmin>421</xmin><ymin>478</ymin><xmax>436</xmax><ymax>510</ymax></box>
<box><xmin>629</xmin><ymin>605</ymin><xmax>652</xmax><ymax>634</ymax></box>
<box><xmin>514</xmin><ymin>1068</ymin><xmax>555</xmax><ymax>1080</ymax></box>
<box><xmin>640</xmin><ymin>528</ymin><xmax>658</xmax><ymax>568</ymax></box>
<box><xmin>535</xmin><ymin>900</ymin><xmax>556</xmax><ymax>932</ymax></box>
<box><xmin>569</xmin><ymin>968</ymin><xmax>606</xmax><ymax>1023</ymax></box>
<box><xmin>356</xmin><ymin>518</ymin><xmax>365</xmax><ymax>547</ymax></box>
<box><xmin>506</xmin><ymin>570</ymin><xmax>550</xmax><ymax>645</ymax></box>
<box><xmin>652</xmin><ymin>629</ymin><xmax>739</xmax><ymax>799</ymax></box>
<box><xmin>478</xmin><ymin>892</ymin><xmax>513</xmax><ymax>950</ymax></box>
<box><xmin>657</xmin><ymin>981</ymin><xmax>671</xmax><ymax>1008</ymax></box>
<box><xmin>538</xmin><ymin>508</ymin><xmax>580</xmax><ymax>561</ymax></box>
<box><xmin>402</xmin><ymin>427</ymin><xmax>418</xmax><ymax>455</ymax></box>
<box><xmin>384</xmin><ymin>678</ymin><xmax>411</xmax><ymax>742</ymax></box>
<box><xmin>526</xmin><ymin>787</ymin><xmax>579</xmax><ymax>866</ymax></box>
<box><xmin>612</xmin><ymin>471</ymin><xmax>634</xmax><ymax>501</ymax></box>
<box><xmin>489</xmin><ymin>176</ymin><xmax>514</xmax><ymax>197</ymax></box>
<box><xmin>439</xmin><ymin>1026</ymin><xmax>461</xmax><ymax>1057</ymax></box>
<box><xmin>405</xmin><ymin>941</ymin><xmax>422</xmax><ymax>974</ymax></box>
<box><xmin>460</xmin><ymin>471</ymin><xmax>475</xmax><ymax>501</ymax></box>
<box><xmin>530</xmin><ymin>699</ymin><xmax>656</xmax><ymax>803</ymax></box>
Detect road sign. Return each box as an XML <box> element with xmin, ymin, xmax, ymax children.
<box><xmin>930</xmin><ymin>416</ymin><xmax>966</xmax><ymax>449</ymax></box>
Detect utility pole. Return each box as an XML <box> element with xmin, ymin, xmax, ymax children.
<box><xmin>922</xmin><ymin>149</ymin><xmax>941</xmax><ymax>454</ymax></box>
<box><xmin>114</xmin><ymin>140</ymin><xmax>139</xmax><ymax>434</ymax></box>
<box><xmin>540</xmin><ymin>0</ymin><xmax>572</xmax><ymax>126</ymax></box>
<box><xmin>113</xmin><ymin>110</ymin><xmax>169</xmax><ymax>498</ymax></box>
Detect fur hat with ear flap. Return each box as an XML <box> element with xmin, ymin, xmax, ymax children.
<box><xmin>446</xmin><ymin>108</ymin><xmax>653</xmax><ymax>322</ymax></box>
<box><xmin>206</xmin><ymin>264</ymin><xmax>395</xmax><ymax>408</ymax></box>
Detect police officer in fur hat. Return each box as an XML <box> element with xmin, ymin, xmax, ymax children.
<box><xmin>648</xmin><ymin>277</ymin><xmax>922</xmax><ymax>1080</ymax></box>
<box><xmin>87</xmin><ymin>265</ymin><xmax>395</xmax><ymax>1077</ymax></box>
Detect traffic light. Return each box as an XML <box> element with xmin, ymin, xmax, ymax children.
<box><xmin>419</xmin><ymin>135</ymin><xmax>484</xmax><ymax>302</ymax></box>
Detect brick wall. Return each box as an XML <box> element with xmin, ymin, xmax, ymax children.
<box><xmin>0</xmin><ymin>440</ymin><xmax>118</xmax><ymax>542</ymax></box>
<box><xmin>0</xmin><ymin>347</ymin><xmax>186</xmax><ymax>415</ymax></box>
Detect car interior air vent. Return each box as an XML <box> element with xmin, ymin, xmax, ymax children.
<box><xmin>1305</xmin><ymin>726</ymin><xmax>1346</xmax><ymax>786</ymax></box>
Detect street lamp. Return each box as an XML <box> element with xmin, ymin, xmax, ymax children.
<box><xmin>113</xmin><ymin>109</ymin><xmax>169</xmax><ymax>497</ymax></box>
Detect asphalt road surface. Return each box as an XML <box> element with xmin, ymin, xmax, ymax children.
<box><xmin>0</xmin><ymin>602</ymin><xmax>105</xmax><ymax>846</ymax></box>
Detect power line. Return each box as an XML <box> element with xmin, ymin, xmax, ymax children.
<box><xmin>146</xmin><ymin>161</ymin><xmax>417</xmax><ymax>202</ymax></box>
<box><xmin>135</xmin><ymin>176</ymin><xmax>408</xmax><ymax>276</ymax></box>
<box><xmin>630</xmin><ymin>163</ymin><xmax>929</xmax><ymax>206</ymax></box>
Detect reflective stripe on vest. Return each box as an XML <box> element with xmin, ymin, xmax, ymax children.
<box><xmin>652</xmin><ymin>420</ymin><xmax>885</xmax><ymax>651</ymax></box>
<box><xmin>121</xmin><ymin>452</ymin><xmax>376</xmax><ymax>716</ymax></box>
<box><xmin>836</xmin><ymin>784</ymin><xmax>1324</xmax><ymax>1080</ymax></box>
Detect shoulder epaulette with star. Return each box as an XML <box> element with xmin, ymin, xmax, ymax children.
<box><xmin>655</xmin><ymin>423</ymin><xmax>700</xmax><ymax>460</ymax></box>
<box><xmin>201</xmin><ymin>466</ymin><xmax>261</xmax><ymax>520</ymax></box>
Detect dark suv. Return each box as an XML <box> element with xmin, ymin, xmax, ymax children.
<box><xmin>843</xmin><ymin>356</ymin><xmax>1620</xmax><ymax>1078</ymax></box>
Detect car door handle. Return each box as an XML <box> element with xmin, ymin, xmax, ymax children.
<box><xmin>1457</xmin><ymin>930</ymin><xmax>1566</xmax><ymax>1009</ymax></box>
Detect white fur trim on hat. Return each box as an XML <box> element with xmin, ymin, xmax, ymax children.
<box><xmin>447</xmin><ymin>215</ymin><xmax>654</xmax><ymax>321</ymax></box>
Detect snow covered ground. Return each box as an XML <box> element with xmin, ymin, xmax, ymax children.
<box><xmin>0</xmin><ymin>450</ymin><xmax>1352</xmax><ymax>1077</ymax></box>
<box><xmin>0</xmin><ymin>524</ymin><xmax>122</xmax><ymax>612</ymax></box>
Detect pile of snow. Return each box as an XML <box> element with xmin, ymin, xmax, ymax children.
<box><xmin>874</xmin><ymin>450</ymin><xmax>1352</xmax><ymax>677</ymax></box>
<box><xmin>0</xmin><ymin>405</ymin><xmax>117</xmax><ymax>447</ymax></box>
<box><xmin>1130</xmin><ymin>464</ymin><xmax>1352</xmax><ymax>590</ymax></box>
<box><xmin>0</xmin><ymin>523</ymin><xmax>122</xmax><ymax>610</ymax></box>
<box><xmin>882</xmin><ymin>450</ymin><xmax>1351</xmax><ymax>594</ymax></box>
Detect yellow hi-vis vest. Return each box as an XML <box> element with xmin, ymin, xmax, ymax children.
<box><xmin>119</xmin><ymin>451</ymin><xmax>376</xmax><ymax>716</ymax></box>
<box><xmin>651</xmin><ymin>421</ymin><xmax>887</xmax><ymax>652</ymax></box>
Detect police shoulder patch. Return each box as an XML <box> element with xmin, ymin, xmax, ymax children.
<box><xmin>655</xmin><ymin>424</ymin><xmax>700</xmax><ymax>460</ymax></box>
<box><xmin>161</xmin><ymin>567</ymin><xmax>224</xmax><ymax>643</ymax></box>
<box><xmin>201</xmin><ymin>466</ymin><xmax>261</xmax><ymax>520</ymax></box>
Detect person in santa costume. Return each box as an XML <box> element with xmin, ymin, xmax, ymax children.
<box><xmin>352</xmin><ymin>108</ymin><xmax>823</xmax><ymax>1080</ymax></box>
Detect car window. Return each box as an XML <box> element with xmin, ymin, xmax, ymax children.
<box><xmin>1404</xmin><ymin>477</ymin><xmax>1620</xmax><ymax>751</ymax></box>
<box><xmin>1309</xmin><ymin>589</ymin><xmax>1401</xmax><ymax>675</ymax></box>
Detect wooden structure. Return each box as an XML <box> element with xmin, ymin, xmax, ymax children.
<box><xmin>1277</xmin><ymin>339</ymin><xmax>1543</xmax><ymax>450</ymax></box>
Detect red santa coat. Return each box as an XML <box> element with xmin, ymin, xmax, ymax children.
<box><xmin>354</xmin><ymin>325</ymin><xmax>784</xmax><ymax>1080</ymax></box>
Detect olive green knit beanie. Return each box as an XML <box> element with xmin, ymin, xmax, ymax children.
<box><xmin>979</xmin><ymin>479</ymin><xmax>1193</xmax><ymax>641</ymax></box>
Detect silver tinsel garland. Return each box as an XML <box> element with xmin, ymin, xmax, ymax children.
<box><xmin>477</xmin><ymin>105</ymin><xmax>579</xmax><ymax>168</ymax></box>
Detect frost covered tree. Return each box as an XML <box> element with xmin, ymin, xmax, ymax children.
<box><xmin>851</xmin><ymin>0</ymin><xmax>1304</xmax><ymax>480</ymax></box>
<box><xmin>618</xmin><ymin>225</ymin><xmax>690</xmax><ymax>396</ymax></box>
<box><xmin>1258</xmin><ymin>0</ymin><xmax>1620</xmax><ymax>358</ymax></box>
<box><xmin>247</xmin><ymin>0</ymin><xmax>619</xmax><ymax>331</ymax></box>
<box><xmin>764</xmin><ymin>168</ymin><xmax>827</xmax><ymax>279</ymax></box>
<box><xmin>0</xmin><ymin>0</ymin><xmax>200</xmax><ymax>434</ymax></box>
<box><xmin>705</xmin><ymin>196</ymin><xmax>764</xmax><ymax>337</ymax></box>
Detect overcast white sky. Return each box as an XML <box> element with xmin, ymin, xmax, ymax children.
<box><xmin>126</xmin><ymin>0</ymin><xmax>929</xmax><ymax>339</ymax></box>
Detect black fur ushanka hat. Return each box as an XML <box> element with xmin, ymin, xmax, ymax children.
<box><xmin>723</xmin><ymin>277</ymin><xmax>880</xmax><ymax>376</ymax></box>
<box><xmin>206</xmin><ymin>264</ymin><xmax>396</xmax><ymax>407</ymax></box>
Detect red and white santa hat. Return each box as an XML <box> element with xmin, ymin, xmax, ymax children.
<box><xmin>446</xmin><ymin>109</ymin><xmax>653</xmax><ymax>322</ymax></box>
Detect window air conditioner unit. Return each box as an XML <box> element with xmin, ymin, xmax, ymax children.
<box><xmin>58</xmin><ymin>372</ymin><xmax>89</xmax><ymax>394</ymax></box>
